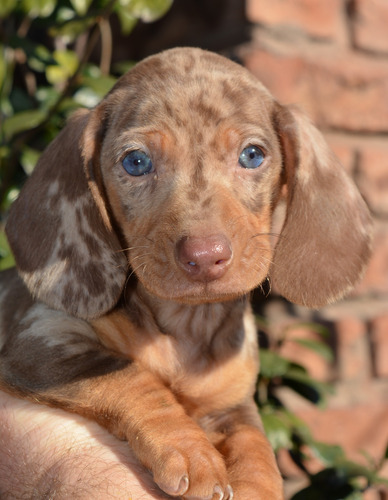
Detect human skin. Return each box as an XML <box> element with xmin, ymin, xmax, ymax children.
<box><xmin>0</xmin><ymin>390</ymin><xmax>170</xmax><ymax>499</ymax></box>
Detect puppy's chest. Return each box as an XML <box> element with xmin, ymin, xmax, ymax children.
<box><xmin>136</xmin><ymin>332</ymin><xmax>257</xmax><ymax>416</ymax></box>
<box><xmin>93</xmin><ymin>307</ymin><xmax>259</xmax><ymax>416</ymax></box>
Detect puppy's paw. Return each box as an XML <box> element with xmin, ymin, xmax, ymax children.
<box><xmin>152</xmin><ymin>441</ymin><xmax>232</xmax><ymax>499</ymax></box>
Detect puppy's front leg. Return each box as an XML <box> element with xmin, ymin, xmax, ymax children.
<box><xmin>0</xmin><ymin>312</ymin><xmax>230</xmax><ymax>499</ymax></box>
<box><xmin>212</xmin><ymin>403</ymin><xmax>284</xmax><ymax>499</ymax></box>
<box><xmin>50</xmin><ymin>366</ymin><xmax>231</xmax><ymax>499</ymax></box>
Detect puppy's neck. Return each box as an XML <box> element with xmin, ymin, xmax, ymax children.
<box><xmin>128</xmin><ymin>282</ymin><xmax>248</xmax><ymax>347</ymax></box>
<box><xmin>92</xmin><ymin>282</ymin><xmax>255</xmax><ymax>373</ymax></box>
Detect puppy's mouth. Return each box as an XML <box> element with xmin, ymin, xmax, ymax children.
<box><xmin>128</xmin><ymin>232</ymin><xmax>272</xmax><ymax>304</ymax></box>
<box><xmin>139</xmin><ymin>273</ymin><xmax>264</xmax><ymax>305</ymax></box>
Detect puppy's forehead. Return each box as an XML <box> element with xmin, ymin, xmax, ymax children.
<box><xmin>106</xmin><ymin>48</ymin><xmax>275</xmax><ymax>133</ymax></box>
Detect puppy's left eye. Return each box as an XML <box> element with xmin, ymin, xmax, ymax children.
<box><xmin>239</xmin><ymin>146</ymin><xmax>265</xmax><ymax>169</ymax></box>
<box><xmin>122</xmin><ymin>150</ymin><xmax>153</xmax><ymax>176</ymax></box>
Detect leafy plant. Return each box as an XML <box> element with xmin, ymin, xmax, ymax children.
<box><xmin>255</xmin><ymin>318</ymin><xmax>388</xmax><ymax>499</ymax></box>
<box><xmin>0</xmin><ymin>0</ymin><xmax>172</xmax><ymax>213</ymax></box>
<box><xmin>0</xmin><ymin>0</ymin><xmax>172</xmax><ymax>268</ymax></box>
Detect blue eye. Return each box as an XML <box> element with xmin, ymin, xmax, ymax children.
<box><xmin>122</xmin><ymin>150</ymin><xmax>153</xmax><ymax>176</ymax></box>
<box><xmin>239</xmin><ymin>146</ymin><xmax>265</xmax><ymax>169</ymax></box>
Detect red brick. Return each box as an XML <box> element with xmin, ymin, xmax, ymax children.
<box><xmin>294</xmin><ymin>404</ymin><xmax>388</xmax><ymax>476</ymax></box>
<box><xmin>279</xmin><ymin>325</ymin><xmax>332</xmax><ymax>382</ymax></box>
<box><xmin>326</xmin><ymin>136</ymin><xmax>356</xmax><ymax>174</ymax></box>
<box><xmin>357</xmin><ymin>143</ymin><xmax>388</xmax><ymax>216</ymax></box>
<box><xmin>246</xmin><ymin>0</ymin><xmax>345</xmax><ymax>40</ymax></box>
<box><xmin>359</xmin><ymin>221</ymin><xmax>388</xmax><ymax>295</ymax></box>
<box><xmin>243</xmin><ymin>49</ymin><xmax>388</xmax><ymax>132</ymax></box>
<box><xmin>312</xmin><ymin>55</ymin><xmax>388</xmax><ymax>132</ymax></box>
<box><xmin>352</xmin><ymin>0</ymin><xmax>388</xmax><ymax>53</ymax></box>
<box><xmin>364</xmin><ymin>489</ymin><xmax>387</xmax><ymax>500</ymax></box>
<box><xmin>370</xmin><ymin>316</ymin><xmax>388</xmax><ymax>377</ymax></box>
<box><xmin>243</xmin><ymin>50</ymin><xmax>309</xmax><ymax>107</ymax></box>
<box><xmin>335</xmin><ymin>318</ymin><xmax>371</xmax><ymax>381</ymax></box>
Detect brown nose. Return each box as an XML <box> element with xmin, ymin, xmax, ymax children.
<box><xmin>176</xmin><ymin>234</ymin><xmax>233</xmax><ymax>282</ymax></box>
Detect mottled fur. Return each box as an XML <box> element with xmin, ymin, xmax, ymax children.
<box><xmin>0</xmin><ymin>48</ymin><xmax>372</xmax><ymax>499</ymax></box>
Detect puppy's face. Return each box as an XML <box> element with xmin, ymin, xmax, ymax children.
<box><xmin>7</xmin><ymin>47</ymin><xmax>370</xmax><ymax>319</ymax></box>
<box><xmin>95</xmin><ymin>50</ymin><xmax>284</xmax><ymax>304</ymax></box>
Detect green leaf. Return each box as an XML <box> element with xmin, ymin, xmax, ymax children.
<box><xmin>69</xmin><ymin>0</ymin><xmax>93</xmax><ymax>16</ymax></box>
<box><xmin>54</xmin><ymin>96</ymin><xmax>81</xmax><ymax>115</ymax></box>
<box><xmin>46</xmin><ymin>50</ymin><xmax>79</xmax><ymax>85</ymax></box>
<box><xmin>343</xmin><ymin>493</ymin><xmax>363</xmax><ymax>500</ymax></box>
<box><xmin>81</xmin><ymin>74</ymin><xmax>116</xmax><ymax>97</ymax></box>
<box><xmin>309</xmin><ymin>441</ymin><xmax>346</xmax><ymax>466</ymax></box>
<box><xmin>113</xmin><ymin>60</ymin><xmax>136</xmax><ymax>75</ymax></box>
<box><xmin>338</xmin><ymin>460</ymin><xmax>388</xmax><ymax>486</ymax></box>
<box><xmin>117</xmin><ymin>0</ymin><xmax>173</xmax><ymax>23</ymax></box>
<box><xmin>292</xmin><ymin>338</ymin><xmax>334</xmax><ymax>362</ymax></box>
<box><xmin>260</xmin><ymin>408</ymin><xmax>314</xmax><ymax>452</ymax></box>
<box><xmin>261</xmin><ymin>412</ymin><xmax>292</xmax><ymax>451</ymax></box>
<box><xmin>282</xmin><ymin>367</ymin><xmax>332</xmax><ymax>406</ymax></box>
<box><xmin>29</xmin><ymin>45</ymin><xmax>56</xmax><ymax>73</ymax></box>
<box><xmin>0</xmin><ymin>145</ymin><xmax>10</xmax><ymax>161</ymax></box>
<box><xmin>291</xmin><ymin>468</ymin><xmax>357</xmax><ymax>500</ymax></box>
<box><xmin>0</xmin><ymin>0</ymin><xmax>17</xmax><ymax>18</ymax></box>
<box><xmin>10</xmin><ymin>87</ymin><xmax>35</xmax><ymax>113</ymax></box>
<box><xmin>21</xmin><ymin>0</ymin><xmax>56</xmax><ymax>18</ymax></box>
<box><xmin>0</xmin><ymin>230</ymin><xmax>15</xmax><ymax>270</ymax></box>
<box><xmin>286</xmin><ymin>321</ymin><xmax>330</xmax><ymax>338</ymax></box>
<box><xmin>282</xmin><ymin>409</ymin><xmax>313</xmax><ymax>442</ymax></box>
<box><xmin>20</xmin><ymin>147</ymin><xmax>41</xmax><ymax>175</ymax></box>
<box><xmin>0</xmin><ymin>45</ymin><xmax>7</xmax><ymax>92</ymax></box>
<box><xmin>0</xmin><ymin>44</ymin><xmax>15</xmax><ymax>101</ymax></box>
<box><xmin>115</xmin><ymin>6</ymin><xmax>138</xmax><ymax>35</ymax></box>
<box><xmin>36</xmin><ymin>86</ymin><xmax>61</xmax><ymax>110</ymax></box>
<box><xmin>3</xmin><ymin>109</ymin><xmax>47</xmax><ymax>140</ymax></box>
<box><xmin>73</xmin><ymin>87</ymin><xmax>100</xmax><ymax>108</ymax></box>
<box><xmin>49</xmin><ymin>18</ymin><xmax>94</xmax><ymax>41</ymax></box>
<box><xmin>259</xmin><ymin>349</ymin><xmax>290</xmax><ymax>379</ymax></box>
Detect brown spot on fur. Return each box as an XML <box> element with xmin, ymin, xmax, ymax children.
<box><xmin>163</xmin><ymin>101</ymin><xmax>174</xmax><ymax>118</ymax></box>
<box><xmin>190</xmin><ymin>98</ymin><xmax>223</xmax><ymax>125</ymax></box>
<box><xmin>183</xmin><ymin>53</ymin><xmax>196</xmax><ymax>74</ymax></box>
<box><xmin>1</xmin><ymin>332</ymin><xmax>129</xmax><ymax>392</ymax></box>
<box><xmin>0</xmin><ymin>269</ymin><xmax>34</xmax><ymax>339</ymax></box>
<box><xmin>192</xmin><ymin>157</ymin><xmax>207</xmax><ymax>191</ymax></box>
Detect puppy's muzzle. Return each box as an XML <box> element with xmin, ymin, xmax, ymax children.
<box><xmin>176</xmin><ymin>234</ymin><xmax>233</xmax><ymax>283</ymax></box>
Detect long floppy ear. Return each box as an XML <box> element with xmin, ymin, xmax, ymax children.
<box><xmin>5</xmin><ymin>109</ymin><xmax>127</xmax><ymax>319</ymax></box>
<box><xmin>271</xmin><ymin>104</ymin><xmax>373</xmax><ymax>307</ymax></box>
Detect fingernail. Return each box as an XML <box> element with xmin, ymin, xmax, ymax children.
<box><xmin>177</xmin><ymin>475</ymin><xmax>189</xmax><ymax>495</ymax></box>
<box><xmin>225</xmin><ymin>485</ymin><xmax>234</xmax><ymax>499</ymax></box>
<box><xmin>213</xmin><ymin>485</ymin><xmax>224</xmax><ymax>499</ymax></box>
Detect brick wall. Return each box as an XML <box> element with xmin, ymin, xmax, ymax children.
<box><xmin>240</xmin><ymin>1</ymin><xmax>388</xmax><ymax>497</ymax></box>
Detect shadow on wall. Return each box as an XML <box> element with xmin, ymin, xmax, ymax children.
<box><xmin>105</xmin><ymin>0</ymin><xmax>250</xmax><ymax>62</ymax></box>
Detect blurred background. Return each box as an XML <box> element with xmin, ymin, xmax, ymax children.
<box><xmin>0</xmin><ymin>0</ymin><xmax>387</xmax><ymax>498</ymax></box>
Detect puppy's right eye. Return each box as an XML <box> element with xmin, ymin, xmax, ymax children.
<box><xmin>238</xmin><ymin>146</ymin><xmax>265</xmax><ymax>169</ymax></box>
<box><xmin>122</xmin><ymin>150</ymin><xmax>153</xmax><ymax>176</ymax></box>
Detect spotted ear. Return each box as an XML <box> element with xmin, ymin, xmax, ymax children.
<box><xmin>271</xmin><ymin>104</ymin><xmax>373</xmax><ymax>307</ymax></box>
<box><xmin>6</xmin><ymin>108</ymin><xmax>127</xmax><ymax>319</ymax></box>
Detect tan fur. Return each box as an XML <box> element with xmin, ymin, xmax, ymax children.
<box><xmin>92</xmin><ymin>298</ymin><xmax>258</xmax><ymax>419</ymax></box>
<box><xmin>0</xmin><ymin>47</ymin><xmax>372</xmax><ymax>499</ymax></box>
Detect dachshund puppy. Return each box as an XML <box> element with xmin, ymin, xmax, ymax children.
<box><xmin>0</xmin><ymin>47</ymin><xmax>372</xmax><ymax>499</ymax></box>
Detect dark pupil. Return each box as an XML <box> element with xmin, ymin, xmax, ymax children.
<box><xmin>249</xmin><ymin>152</ymin><xmax>256</xmax><ymax>159</ymax></box>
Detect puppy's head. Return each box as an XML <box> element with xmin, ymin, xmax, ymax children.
<box><xmin>6</xmin><ymin>48</ymin><xmax>372</xmax><ymax>318</ymax></box>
